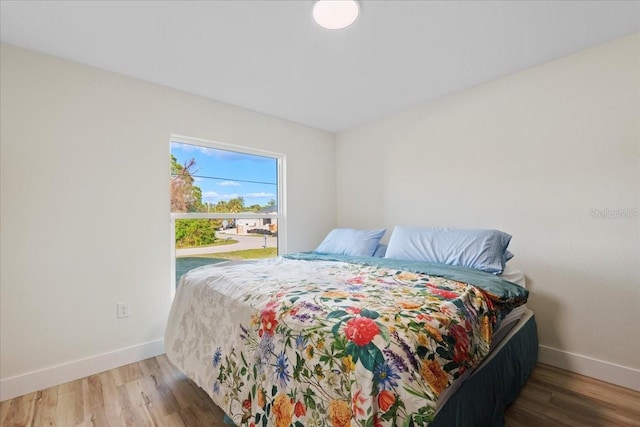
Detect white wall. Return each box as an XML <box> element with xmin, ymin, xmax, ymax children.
<box><xmin>337</xmin><ymin>34</ymin><xmax>640</xmax><ymax>389</ymax></box>
<box><xmin>0</xmin><ymin>44</ymin><xmax>336</xmax><ymax>400</ymax></box>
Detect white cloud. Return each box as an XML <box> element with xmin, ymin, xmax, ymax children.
<box><xmin>201</xmin><ymin>191</ymin><xmax>274</xmax><ymax>202</ymax></box>
<box><xmin>219</xmin><ymin>181</ymin><xmax>241</xmax><ymax>187</ymax></box>
<box><xmin>245</xmin><ymin>192</ymin><xmax>275</xmax><ymax>199</ymax></box>
<box><xmin>202</xmin><ymin>192</ymin><xmax>241</xmax><ymax>200</ymax></box>
<box><xmin>171</xmin><ymin>142</ymin><xmax>213</xmax><ymax>156</ymax></box>
<box><xmin>201</xmin><ymin>191</ymin><xmax>223</xmax><ymax>199</ymax></box>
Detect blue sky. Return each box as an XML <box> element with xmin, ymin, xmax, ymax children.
<box><xmin>171</xmin><ymin>142</ymin><xmax>277</xmax><ymax>207</ymax></box>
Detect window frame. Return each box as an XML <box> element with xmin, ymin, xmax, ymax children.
<box><xmin>169</xmin><ymin>134</ymin><xmax>287</xmax><ymax>296</ymax></box>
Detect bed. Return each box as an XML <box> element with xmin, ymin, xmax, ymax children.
<box><xmin>165</xmin><ymin>227</ymin><xmax>537</xmax><ymax>427</ymax></box>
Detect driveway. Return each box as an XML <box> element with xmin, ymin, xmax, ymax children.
<box><xmin>175</xmin><ymin>232</ymin><xmax>277</xmax><ymax>257</ymax></box>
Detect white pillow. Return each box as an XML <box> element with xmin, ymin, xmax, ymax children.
<box><xmin>315</xmin><ymin>228</ymin><xmax>386</xmax><ymax>257</ymax></box>
<box><xmin>499</xmin><ymin>264</ymin><xmax>526</xmax><ymax>288</ymax></box>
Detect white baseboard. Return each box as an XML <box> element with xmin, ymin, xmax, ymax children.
<box><xmin>0</xmin><ymin>339</ymin><xmax>164</xmax><ymax>402</ymax></box>
<box><xmin>538</xmin><ymin>344</ymin><xmax>640</xmax><ymax>391</ymax></box>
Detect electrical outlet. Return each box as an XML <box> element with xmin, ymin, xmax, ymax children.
<box><xmin>117</xmin><ymin>302</ymin><xmax>130</xmax><ymax>319</ymax></box>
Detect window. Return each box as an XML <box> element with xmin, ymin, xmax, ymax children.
<box><xmin>170</xmin><ymin>136</ymin><xmax>285</xmax><ymax>291</ymax></box>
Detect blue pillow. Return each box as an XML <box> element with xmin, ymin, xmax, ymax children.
<box><xmin>315</xmin><ymin>228</ymin><xmax>386</xmax><ymax>257</ymax></box>
<box><xmin>373</xmin><ymin>243</ymin><xmax>388</xmax><ymax>257</ymax></box>
<box><xmin>505</xmin><ymin>250</ymin><xmax>514</xmax><ymax>263</ymax></box>
<box><xmin>384</xmin><ymin>226</ymin><xmax>512</xmax><ymax>274</ymax></box>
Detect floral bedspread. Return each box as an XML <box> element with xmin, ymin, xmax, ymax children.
<box><xmin>165</xmin><ymin>255</ymin><xmax>527</xmax><ymax>427</ymax></box>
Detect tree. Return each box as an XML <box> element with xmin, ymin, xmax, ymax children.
<box><xmin>171</xmin><ymin>155</ymin><xmax>199</xmax><ymax>212</ymax></box>
<box><xmin>171</xmin><ymin>155</ymin><xmax>219</xmax><ymax>247</ymax></box>
<box><xmin>227</xmin><ymin>197</ymin><xmax>245</xmax><ymax>213</ymax></box>
<box><xmin>213</xmin><ymin>197</ymin><xmax>246</xmax><ymax>213</ymax></box>
<box><xmin>175</xmin><ymin>219</ymin><xmax>218</xmax><ymax>248</ymax></box>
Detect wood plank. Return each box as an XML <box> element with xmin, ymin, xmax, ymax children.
<box><xmin>1</xmin><ymin>392</ymin><xmax>37</xmax><ymax>426</ymax></box>
<box><xmin>83</xmin><ymin>375</ymin><xmax>109</xmax><ymax>427</ymax></box>
<box><xmin>161</xmin><ymin>412</ymin><xmax>188</xmax><ymax>427</ymax></box>
<box><xmin>98</xmin><ymin>370</ymin><xmax>123</xmax><ymax>426</ymax></box>
<box><xmin>123</xmin><ymin>378</ymin><xmax>160</xmax><ymax>426</ymax></box>
<box><xmin>54</xmin><ymin>391</ymin><xmax>78</xmax><ymax>426</ymax></box>
<box><xmin>111</xmin><ymin>363</ymin><xmax>143</xmax><ymax>388</ymax></box>
<box><xmin>138</xmin><ymin>357</ymin><xmax>162</xmax><ymax>378</ymax></box>
<box><xmin>54</xmin><ymin>378</ymin><xmax>84</xmax><ymax>427</ymax></box>
<box><xmin>31</xmin><ymin>387</ymin><xmax>58</xmax><ymax>427</ymax></box>
<box><xmin>115</xmin><ymin>376</ymin><xmax>152</xmax><ymax>427</ymax></box>
<box><xmin>0</xmin><ymin>399</ymin><xmax>10</xmax><ymax>426</ymax></box>
<box><xmin>154</xmin><ymin>355</ymin><xmax>206</xmax><ymax>410</ymax></box>
<box><xmin>137</xmin><ymin>359</ymin><xmax>181</xmax><ymax>418</ymax></box>
<box><xmin>177</xmin><ymin>404</ymin><xmax>223</xmax><ymax>427</ymax></box>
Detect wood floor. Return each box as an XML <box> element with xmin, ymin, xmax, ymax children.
<box><xmin>1</xmin><ymin>356</ymin><xmax>638</xmax><ymax>427</ymax></box>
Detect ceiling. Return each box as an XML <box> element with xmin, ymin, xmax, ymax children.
<box><xmin>1</xmin><ymin>1</ymin><xmax>638</xmax><ymax>133</ymax></box>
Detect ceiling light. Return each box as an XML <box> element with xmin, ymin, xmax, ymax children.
<box><xmin>313</xmin><ymin>0</ymin><xmax>359</xmax><ymax>30</ymax></box>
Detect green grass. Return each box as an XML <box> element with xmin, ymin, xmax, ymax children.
<box><xmin>176</xmin><ymin>238</ymin><xmax>238</xmax><ymax>250</ymax></box>
<box><xmin>185</xmin><ymin>247</ymin><xmax>277</xmax><ymax>260</ymax></box>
